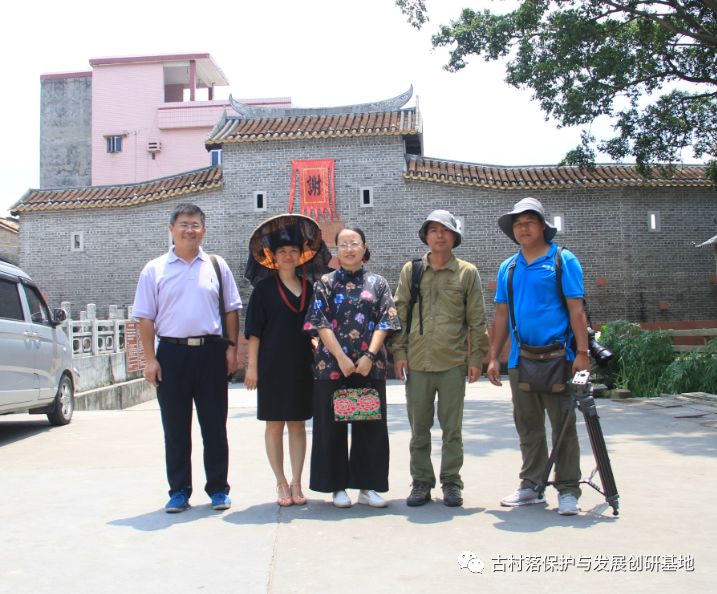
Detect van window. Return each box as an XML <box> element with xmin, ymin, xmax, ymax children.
<box><xmin>23</xmin><ymin>285</ymin><xmax>51</xmax><ymax>325</ymax></box>
<box><xmin>0</xmin><ymin>278</ymin><xmax>24</xmax><ymax>320</ymax></box>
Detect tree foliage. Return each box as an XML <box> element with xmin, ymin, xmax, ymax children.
<box><xmin>397</xmin><ymin>1</ymin><xmax>717</xmax><ymax>184</ymax></box>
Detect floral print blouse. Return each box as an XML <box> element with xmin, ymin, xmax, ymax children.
<box><xmin>304</xmin><ymin>266</ymin><xmax>401</xmax><ymax>381</ymax></box>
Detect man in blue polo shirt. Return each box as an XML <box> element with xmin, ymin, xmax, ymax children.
<box><xmin>133</xmin><ymin>203</ymin><xmax>241</xmax><ymax>513</ymax></box>
<box><xmin>487</xmin><ymin>197</ymin><xmax>590</xmax><ymax>516</ymax></box>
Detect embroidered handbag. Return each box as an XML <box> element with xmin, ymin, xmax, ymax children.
<box><xmin>332</xmin><ymin>387</ymin><xmax>382</xmax><ymax>422</ymax></box>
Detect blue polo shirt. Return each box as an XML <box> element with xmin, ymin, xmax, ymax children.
<box><xmin>495</xmin><ymin>243</ymin><xmax>584</xmax><ymax>368</ymax></box>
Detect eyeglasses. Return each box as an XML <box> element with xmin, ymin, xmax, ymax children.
<box><xmin>337</xmin><ymin>241</ymin><xmax>363</xmax><ymax>250</ymax></box>
<box><xmin>175</xmin><ymin>222</ymin><xmax>204</xmax><ymax>231</ymax></box>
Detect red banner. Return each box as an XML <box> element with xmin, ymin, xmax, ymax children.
<box><xmin>288</xmin><ymin>159</ymin><xmax>336</xmax><ymax>220</ymax></box>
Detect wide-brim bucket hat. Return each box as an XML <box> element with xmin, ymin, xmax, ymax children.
<box><xmin>418</xmin><ymin>209</ymin><xmax>463</xmax><ymax>247</ymax></box>
<box><xmin>244</xmin><ymin>213</ymin><xmax>332</xmax><ymax>286</ymax></box>
<box><xmin>497</xmin><ymin>197</ymin><xmax>557</xmax><ymax>244</ymax></box>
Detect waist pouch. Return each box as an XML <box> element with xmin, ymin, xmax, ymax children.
<box><xmin>518</xmin><ymin>342</ymin><xmax>568</xmax><ymax>394</ymax></box>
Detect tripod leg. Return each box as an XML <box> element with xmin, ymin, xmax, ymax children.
<box><xmin>577</xmin><ymin>396</ymin><xmax>620</xmax><ymax>516</ymax></box>
<box><xmin>536</xmin><ymin>397</ymin><xmax>574</xmax><ymax>497</ymax></box>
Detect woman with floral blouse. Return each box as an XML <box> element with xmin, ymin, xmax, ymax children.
<box><xmin>304</xmin><ymin>227</ymin><xmax>401</xmax><ymax>508</ymax></box>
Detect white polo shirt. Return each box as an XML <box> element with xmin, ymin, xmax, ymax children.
<box><xmin>132</xmin><ymin>247</ymin><xmax>241</xmax><ymax>338</ymax></box>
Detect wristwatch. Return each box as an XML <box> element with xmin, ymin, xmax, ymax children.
<box><xmin>364</xmin><ymin>351</ymin><xmax>377</xmax><ymax>362</ymax></box>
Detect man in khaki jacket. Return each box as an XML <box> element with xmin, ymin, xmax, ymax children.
<box><xmin>390</xmin><ymin>210</ymin><xmax>489</xmax><ymax>507</ymax></box>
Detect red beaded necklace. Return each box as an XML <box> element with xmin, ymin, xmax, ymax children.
<box><xmin>275</xmin><ymin>269</ymin><xmax>307</xmax><ymax>314</ymax></box>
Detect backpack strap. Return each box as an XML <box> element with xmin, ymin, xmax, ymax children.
<box><xmin>209</xmin><ymin>254</ymin><xmax>227</xmax><ymax>340</ymax></box>
<box><xmin>405</xmin><ymin>258</ymin><xmax>424</xmax><ymax>336</ymax></box>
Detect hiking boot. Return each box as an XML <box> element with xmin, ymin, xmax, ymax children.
<box><xmin>442</xmin><ymin>483</ymin><xmax>463</xmax><ymax>507</ymax></box>
<box><xmin>558</xmin><ymin>492</ymin><xmax>580</xmax><ymax>516</ymax></box>
<box><xmin>500</xmin><ymin>487</ymin><xmax>545</xmax><ymax>507</ymax></box>
<box><xmin>406</xmin><ymin>481</ymin><xmax>431</xmax><ymax>507</ymax></box>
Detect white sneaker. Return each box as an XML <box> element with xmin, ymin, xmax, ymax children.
<box><xmin>358</xmin><ymin>489</ymin><xmax>388</xmax><ymax>508</ymax></box>
<box><xmin>558</xmin><ymin>492</ymin><xmax>580</xmax><ymax>516</ymax></box>
<box><xmin>500</xmin><ymin>487</ymin><xmax>545</xmax><ymax>507</ymax></box>
<box><xmin>332</xmin><ymin>490</ymin><xmax>352</xmax><ymax>508</ymax></box>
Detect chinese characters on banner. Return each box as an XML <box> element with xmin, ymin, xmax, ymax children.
<box><xmin>288</xmin><ymin>159</ymin><xmax>336</xmax><ymax>220</ymax></box>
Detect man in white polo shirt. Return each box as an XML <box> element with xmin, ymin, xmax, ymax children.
<box><xmin>133</xmin><ymin>203</ymin><xmax>241</xmax><ymax>513</ymax></box>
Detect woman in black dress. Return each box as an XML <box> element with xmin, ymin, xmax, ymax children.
<box><xmin>244</xmin><ymin>215</ymin><xmax>330</xmax><ymax>506</ymax></box>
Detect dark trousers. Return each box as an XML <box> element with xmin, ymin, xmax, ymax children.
<box><xmin>309</xmin><ymin>376</ymin><xmax>389</xmax><ymax>493</ymax></box>
<box><xmin>156</xmin><ymin>341</ymin><xmax>229</xmax><ymax>498</ymax></box>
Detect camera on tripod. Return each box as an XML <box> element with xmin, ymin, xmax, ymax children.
<box><xmin>587</xmin><ymin>327</ymin><xmax>613</xmax><ymax>366</ymax></box>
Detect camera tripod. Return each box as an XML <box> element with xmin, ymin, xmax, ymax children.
<box><xmin>535</xmin><ymin>370</ymin><xmax>620</xmax><ymax>516</ymax></box>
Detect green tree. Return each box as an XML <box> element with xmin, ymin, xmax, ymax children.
<box><xmin>397</xmin><ymin>1</ymin><xmax>717</xmax><ymax>184</ymax></box>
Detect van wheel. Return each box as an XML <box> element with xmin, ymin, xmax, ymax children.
<box><xmin>47</xmin><ymin>375</ymin><xmax>74</xmax><ymax>426</ymax></box>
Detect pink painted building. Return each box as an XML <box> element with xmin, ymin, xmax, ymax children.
<box><xmin>40</xmin><ymin>53</ymin><xmax>291</xmax><ymax>188</ymax></box>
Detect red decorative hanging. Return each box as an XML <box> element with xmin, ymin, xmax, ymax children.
<box><xmin>288</xmin><ymin>159</ymin><xmax>336</xmax><ymax>220</ymax></box>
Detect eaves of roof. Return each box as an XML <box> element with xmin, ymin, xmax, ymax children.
<box><xmin>11</xmin><ymin>167</ymin><xmax>222</xmax><ymax>214</ymax></box>
<box><xmin>206</xmin><ymin>108</ymin><xmax>419</xmax><ymax>146</ymax></box>
<box><xmin>404</xmin><ymin>156</ymin><xmax>712</xmax><ymax>190</ymax></box>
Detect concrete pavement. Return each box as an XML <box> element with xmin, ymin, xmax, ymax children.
<box><xmin>1</xmin><ymin>379</ymin><xmax>715</xmax><ymax>593</ymax></box>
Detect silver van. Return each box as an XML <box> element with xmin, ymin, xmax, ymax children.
<box><xmin>0</xmin><ymin>260</ymin><xmax>76</xmax><ymax>425</ymax></box>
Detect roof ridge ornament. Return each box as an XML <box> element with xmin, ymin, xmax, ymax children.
<box><xmin>228</xmin><ymin>86</ymin><xmax>413</xmax><ymax>119</ymax></box>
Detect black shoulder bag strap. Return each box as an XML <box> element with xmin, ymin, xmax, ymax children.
<box><xmin>209</xmin><ymin>254</ymin><xmax>227</xmax><ymax>341</ymax></box>
<box><xmin>406</xmin><ymin>257</ymin><xmax>424</xmax><ymax>336</ymax></box>
<box><xmin>506</xmin><ymin>256</ymin><xmax>521</xmax><ymax>348</ymax></box>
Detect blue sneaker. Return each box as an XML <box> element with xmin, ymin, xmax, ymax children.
<box><xmin>165</xmin><ymin>491</ymin><xmax>190</xmax><ymax>513</ymax></box>
<box><xmin>210</xmin><ymin>492</ymin><xmax>231</xmax><ymax>511</ymax></box>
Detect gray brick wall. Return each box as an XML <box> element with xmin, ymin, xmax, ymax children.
<box><xmin>40</xmin><ymin>76</ymin><xmax>92</xmax><ymax>189</ymax></box>
<box><xmin>0</xmin><ymin>226</ymin><xmax>19</xmax><ymax>265</ymax></box>
<box><xmin>18</xmin><ymin>133</ymin><xmax>717</xmax><ymax>326</ymax></box>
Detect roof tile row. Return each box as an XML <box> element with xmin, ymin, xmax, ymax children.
<box><xmin>13</xmin><ymin>167</ymin><xmax>222</xmax><ymax>214</ymax></box>
<box><xmin>405</xmin><ymin>156</ymin><xmax>711</xmax><ymax>189</ymax></box>
<box><xmin>206</xmin><ymin>109</ymin><xmax>419</xmax><ymax>144</ymax></box>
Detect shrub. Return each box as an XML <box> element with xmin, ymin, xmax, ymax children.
<box><xmin>657</xmin><ymin>338</ymin><xmax>717</xmax><ymax>395</ymax></box>
<box><xmin>599</xmin><ymin>321</ymin><xmax>675</xmax><ymax>397</ymax></box>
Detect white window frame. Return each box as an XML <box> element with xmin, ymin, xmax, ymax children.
<box><xmin>105</xmin><ymin>135</ymin><xmax>123</xmax><ymax>153</ymax></box>
<box><xmin>648</xmin><ymin>211</ymin><xmax>661</xmax><ymax>232</ymax></box>
<box><xmin>253</xmin><ymin>191</ymin><xmax>267</xmax><ymax>212</ymax></box>
<box><xmin>71</xmin><ymin>232</ymin><xmax>84</xmax><ymax>252</ymax></box>
<box><xmin>210</xmin><ymin>149</ymin><xmax>223</xmax><ymax>166</ymax></box>
<box><xmin>359</xmin><ymin>187</ymin><xmax>374</xmax><ymax>208</ymax></box>
<box><xmin>552</xmin><ymin>213</ymin><xmax>564</xmax><ymax>233</ymax></box>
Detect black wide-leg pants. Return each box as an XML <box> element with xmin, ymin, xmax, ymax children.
<box><xmin>156</xmin><ymin>341</ymin><xmax>229</xmax><ymax>498</ymax></box>
<box><xmin>309</xmin><ymin>376</ymin><xmax>389</xmax><ymax>493</ymax></box>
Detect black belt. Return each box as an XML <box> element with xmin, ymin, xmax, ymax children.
<box><xmin>159</xmin><ymin>335</ymin><xmax>235</xmax><ymax>347</ymax></box>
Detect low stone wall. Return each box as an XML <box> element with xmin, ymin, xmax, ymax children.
<box><xmin>73</xmin><ymin>352</ymin><xmax>154</xmax><ymax>410</ymax></box>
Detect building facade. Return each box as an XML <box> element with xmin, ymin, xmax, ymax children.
<box><xmin>40</xmin><ymin>53</ymin><xmax>291</xmax><ymax>189</ymax></box>
<box><xmin>14</xmin><ymin>88</ymin><xmax>717</xmax><ymax>329</ymax></box>
<box><xmin>0</xmin><ymin>217</ymin><xmax>19</xmax><ymax>265</ymax></box>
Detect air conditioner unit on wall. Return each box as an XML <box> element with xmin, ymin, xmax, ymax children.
<box><xmin>147</xmin><ymin>141</ymin><xmax>162</xmax><ymax>153</ymax></box>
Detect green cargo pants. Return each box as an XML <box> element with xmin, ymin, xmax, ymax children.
<box><xmin>508</xmin><ymin>369</ymin><xmax>582</xmax><ymax>498</ymax></box>
<box><xmin>406</xmin><ymin>366</ymin><xmax>466</xmax><ymax>489</ymax></box>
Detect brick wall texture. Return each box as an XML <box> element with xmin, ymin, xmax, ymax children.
<box><xmin>19</xmin><ymin>134</ymin><xmax>717</xmax><ymax>328</ymax></box>
<box><xmin>40</xmin><ymin>76</ymin><xmax>92</xmax><ymax>188</ymax></box>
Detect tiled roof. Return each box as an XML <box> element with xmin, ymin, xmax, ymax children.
<box><xmin>206</xmin><ymin>108</ymin><xmax>420</xmax><ymax>145</ymax></box>
<box><xmin>0</xmin><ymin>218</ymin><xmax>19</xmax><ymax>233</ymax></box>
<box><xmin>404</xmin><ymin>156</ymin><xmax>712</xmax><ymax>189</ymax></box>
<box><xmin>12</xmin><ymin>167</ymin><xmax>222</xmax><ymax>214</ymax></box>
